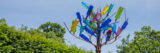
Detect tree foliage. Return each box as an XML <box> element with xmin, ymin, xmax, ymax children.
<box><xmin>0</xmin><ymin>18</ymin><xmax>6</xmax><ymax>24</ymax></box>
<box><xmin>117</xmin><ymin>26</ymin><xmax>160</xmax><ymax>53</ymax></box>
<box><xmin>0</xmin><ymin>18</ymin><xmax>92</xmax><ymax>53</ymax></box>
<box><xmin>38</xmin><ymin>22</ymin><xmax>65</xmax><ymax>38</ymax></box>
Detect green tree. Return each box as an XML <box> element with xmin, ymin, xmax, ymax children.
<box><xmin>0</xmin><ymin>18</ymin><xmax>92</xmax><ymax>53</ymax></box>
<box><xmin>0</xmin><ymin>18</ymin><xmax>6</xmax><ymax>24</ymax></box>
<box><xmin>117</xmin><ymin>26</ymin><xmax>160</xmax><ymax>53</ymax></box>
<box><xmin>38</xmin><ymin>22</ymin><xmax>65</xmax><ymax>38</ymax></box>
<box><xmin>18</xmin><ymin>24</ymin><xmax>28</xmax><ymax>32</ymax></box>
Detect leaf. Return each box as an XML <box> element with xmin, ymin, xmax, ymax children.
<box><xmin>117</xmin><ymin>26</ymin><xmax>160</xmax><ymax>52</ymax></box>
<box><xmin>115</xmin><ymin>7</ymin><xmax>123</xmax><ymax>21</ymax></box>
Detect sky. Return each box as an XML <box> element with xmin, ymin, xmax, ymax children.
<box><xmin>0</xmin><ymin>0</ymin><xmax>160</xmax><ymax>53</ymax></box>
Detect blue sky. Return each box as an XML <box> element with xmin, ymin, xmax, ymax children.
<box><xmin>0</xmin><ymin>0</ymin><xmax>160</xmax><ymax>53</ymax></box>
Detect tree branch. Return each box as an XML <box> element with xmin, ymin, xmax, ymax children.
<box><xmin>100</xmin><ymin>21</ymin><xmax>119</xmax><ymax>42</ymax></box>
<box><xmin>104</xmin><ymin>12</ymin><xmax>116</xmax><ymax>20</ymax></box>
<box><xmin>86</xmin><ymin>32</ymin><xmax>92</xmax><ymax>42</ymax></box>
<box><xmin>63</xmin><ymin>22</ymin><xmax>96</xmax><ymax>47</ymax></box>
<box><xmin>102</xmin><ymin>35</ymin><xmax>122</xmax><ymax>46</ymax></box>
<box><xmin>100</xmin><ymin>12</ymin><xmax>117</xmax><ymax>23</ymax></box>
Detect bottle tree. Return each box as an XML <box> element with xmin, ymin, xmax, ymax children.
<box><xmin>64</xmin><ymin>2</ymin><xmax>128</xmax><ymax>53</ymax></box>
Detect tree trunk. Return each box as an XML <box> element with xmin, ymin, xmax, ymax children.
<box><xmin>96</xmin><ymin>19</ymin><xmax>102</xmax><ymax>53</ymax></box>
<box><xmin>96</xmin><ymin>45</ymin><xmax>101</xmax><ymax>53</ymax></box>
